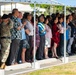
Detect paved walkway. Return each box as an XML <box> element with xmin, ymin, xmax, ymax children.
<box><xmin>4</xmin><ymin>55</ymin><xmax>76</xmax><ymax>75</ymax></box>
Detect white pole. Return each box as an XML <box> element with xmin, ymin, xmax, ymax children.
<box><xmin>38</xmin><ymin>4</ymin><xmax>40</xmax><ymax>15</ymax></box>
<box><xmin>15</xmin><ymin>3</ymin><xmax>17</xmax><ymax>8</ymax></box>
<box><xmin>4</xmin><ymin>5</ymin><xmax>5</xmax><ymax>14</ymax></box>
<box><xmin>64</xmin><ymin>5</ymin><xmax>67</xmax><ymax>63</ymax></box>
<box><xmin>33</xmin><ymin>2</ymin><xmax>36</xmax><ymax>68</ymax></box>
<box><xmin>11</xmin><ymin>3</ymin><xmax>13</xmax><ymax>11</ymax></box>
<box><xmin>50</xmin><ymin>5</ymin><xmax>51</xmax><ymax>15</ymax></box>
<box><xmin>0</xmin><ymin>5</ymin><xmax>1</xmax><ymax>15</ymax></box>
<box><xmin>32</xmin><ymin>3</ymin><xmax>40</xmax><ymax>69</ymax></box>
<box><xmin>50</xmin><ymin>0</ymin><xmax>52</xmax><ymax>15</ymax></box>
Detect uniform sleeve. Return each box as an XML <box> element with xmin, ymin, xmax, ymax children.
<box><xmin>0</xmin><ymin>25</ymin><xmax>1</xmax><ymax>44</ymax></box>
<box><xmin>8</xmin><ymin>19</ymin><xmax>13</xmax><ymax>29</ymax></box>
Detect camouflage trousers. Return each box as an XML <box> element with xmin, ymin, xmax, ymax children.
<box><xmin>0</xmin><ymin>39</ymin><xmax>11</xmax><ymax>63</ymax></box>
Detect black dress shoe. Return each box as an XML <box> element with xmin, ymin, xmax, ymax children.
<box><xmin>37</xmin><ymin>58</ymin><xmax>43</xmax><ymax>60</ymax></box>
<box><xmin>26</xmin><ymin>60</ymin><xmax>33</xmax><ymax>63</ymax></box>
<box><xmin>68</xmin><ymin>53</ymin><xmax>73</xmax><ymax>56</ymax></box>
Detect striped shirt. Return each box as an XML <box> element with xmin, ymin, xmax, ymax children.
<box><xmin>38</xmin><ymin>22</ymin><xmax>46</xmax><ymax>36</ymax></box>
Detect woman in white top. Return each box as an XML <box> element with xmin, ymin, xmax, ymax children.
<box><xmin>45</xmin><ymin>18</ymin><xmax>52</xmax><ymax>59</ymax></box>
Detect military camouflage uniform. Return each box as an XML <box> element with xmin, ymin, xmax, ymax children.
<box><xmin>0</xmin><ymin>19</ymin><xmax>13</xmax><ymax>63</ymax></box>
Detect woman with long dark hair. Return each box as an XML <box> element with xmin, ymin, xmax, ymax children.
<box><xmin>51</xmin><ymin>16</ymin><xmax>60</xmax><ymax>58</ymax></box>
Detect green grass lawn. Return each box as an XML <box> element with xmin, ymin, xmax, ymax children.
<box><xmin>19</xmin><ymin>62</ymin><xmax>76</xmax><ymax>75</ymax></box>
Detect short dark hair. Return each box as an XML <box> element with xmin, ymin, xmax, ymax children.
<box><xmin>58</xmin><ymin>16</ymin><xmax>63</xmax><ymax>20</ymax></box>
<box><xmin>46</xmin><ymin>15</ymin><xmax>51</xmax><ymax>19</ymax></box>
<box><xmin>8</xmin><ymin>13</ymin><xmax>12</xmax><ymax>18</ymax></box>
<box><xmin>12</xmin><ymin>8</ymin><xmax>18</xmax><ymax>15</ymax></box>
<box><xmin>2</xmin><ymin>14</ymin><xmax>9</xmax><ymax>19</ymax></box>
<box><xmin>23</xmin><ymin>12</ymin><xmax>32</xmax><ymax>19</ymax></box>
<box><xmin>52</xmin><ymin>16</ymin><xmax>58</xmax><ymax>22</ymax></box>
<box><xmin>21</xmin><ymin>18</ymin><xmax>27</xmax><ymax>24</ymax></box>
<box><xmin>38</xmin><ymin>14</ymin><xmax>45</xmax><ymax>22</ymax></box>
<box><xmin>31</xmin><ymin>15</ymin><xmax>38</xmax><ymax>23</ymax></box>
<box><xmin>44</xmin><ymin>17</ymin><xmax>48</xmax><ymax>23</ymax></box>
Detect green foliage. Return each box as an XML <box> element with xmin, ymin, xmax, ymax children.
<box><xmin>67</xmin><ymin>7</ymin><xmax>76</xmax><ymax>13</ymax></box>
<box><xmin>55</xmin><ymin>6</ymin><xmax>63</xmax><ymax>12</ymax></box>
<box><xmin>30</xmin><ymin>4</ymin><xmax>75</xmax><ymax>14</ymax></box>
<box><xmin>30</xmin><ymin>4</ymin><xmax>50</xmax><ymax>9</ymax></box>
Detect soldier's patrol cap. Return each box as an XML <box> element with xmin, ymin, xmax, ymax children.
<box><xmin>2</xmin><ymin>14</ymin><xmax>9</xmax><ymax>19</ymax></box>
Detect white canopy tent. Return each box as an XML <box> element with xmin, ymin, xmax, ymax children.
<box><xmin>30</xmin><ymin>0</ymin><xmax>76</xmax><ymax>64</ymax></box>
<box><xmin>1</xmin><ymin>4</ymin><xmax>33</xmax><ymax>15</ymax></box>
<box><xmin>0</xmin><ymin>0</ymin><xmax>63</xmax><ymax>15</ymax></box>
<box><xmin>0</xmin><ymin>0</ymin><xmax>76</xmax><ymax>74</ymax></box>
<box><xmin>0</xmin><ymin>0</ymin><xmax>76</xmax><ymax>7</ymax></box>
<box><xmin>1</xmin><ymin>3</ymin><xmax>46</xmax><ymax>15</ymax></box>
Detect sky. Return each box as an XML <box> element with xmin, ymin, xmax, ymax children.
<box><xmin>1</xmin><ymin>0</ymin><xmax>76</xmax><ymax>7</ymax></box>
<box><xmin>57</xmin><ymin>0</ymin><xmax>76</xmax><ymax>6</ymax></box>
<box><xmin>31</xmin><ymin>0</ymin><xmax>76</xmax><ymax>7</ymax></box>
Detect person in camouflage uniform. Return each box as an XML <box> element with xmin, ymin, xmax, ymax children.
<box><xmin>0</xmin><ymin>16</ymin><xmax>2</xmax><ymax>51</ymax></box>
<box><xmin>0</xmin><ymin>14</ymin><xmax>13</xmax><ymax>69</ymax></box>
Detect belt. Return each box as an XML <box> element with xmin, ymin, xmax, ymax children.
<box><xmin>0</xmin><ymin>37</ymin><xmax>11</xmax><ymax>39</ymax></box>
